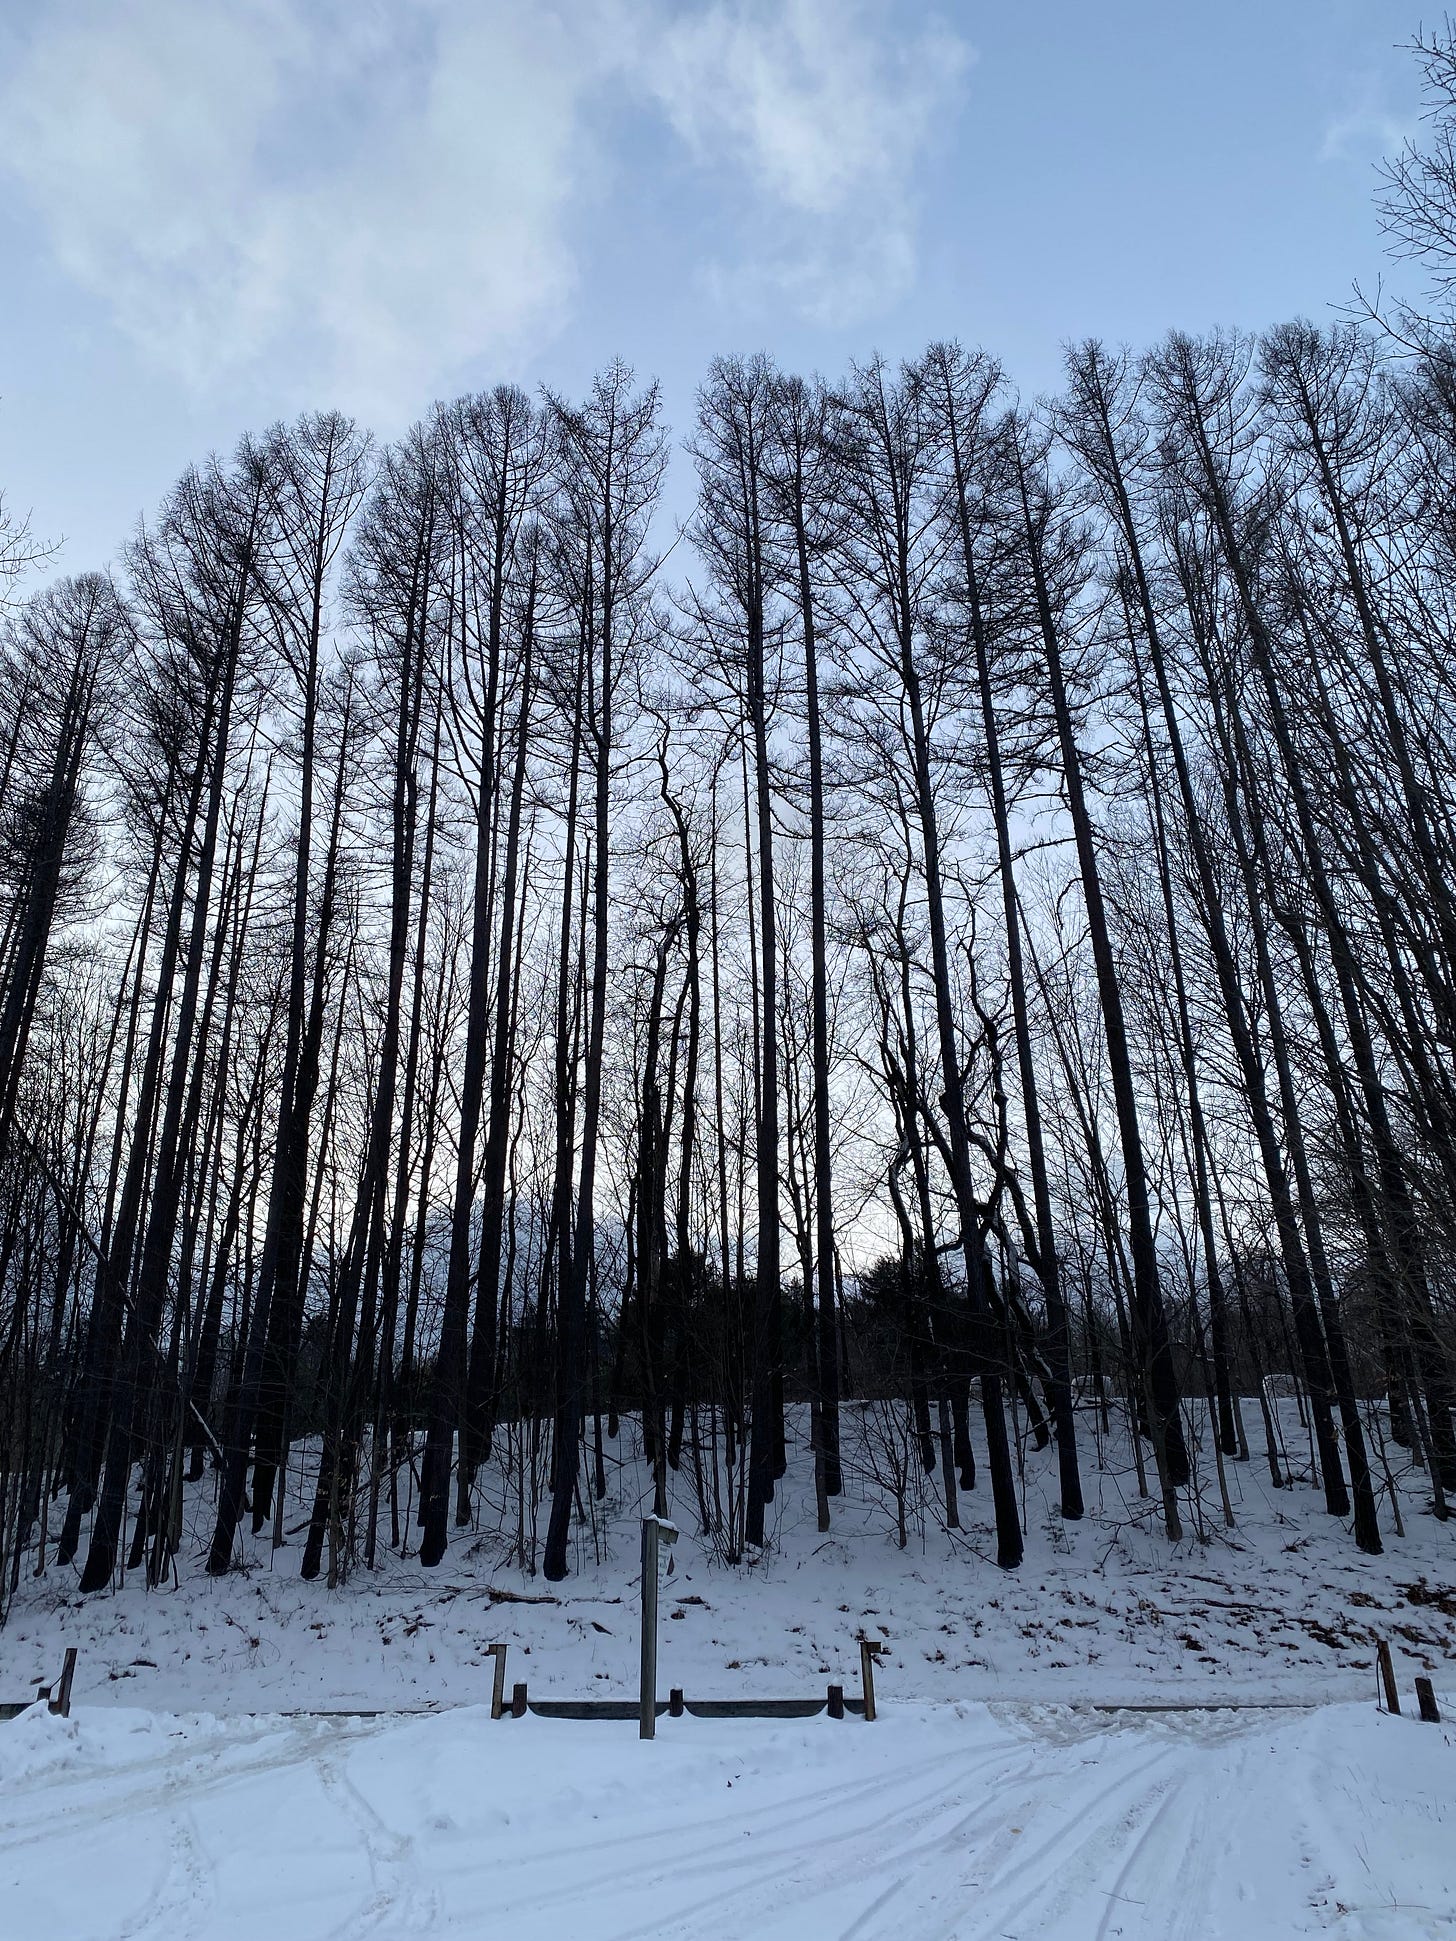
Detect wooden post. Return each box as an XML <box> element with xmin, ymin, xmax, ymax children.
<box><xmin>487</xmin><ymin>1644</ymin><xmax>508</xmax><ymax>1721</ymax></box>
<box><xmin>1415</xmin><ymin>1676</ymin><xmax>1442</xmax><ymax>1724</ymax></box>
<box><xmin>827</xmin><ymin>1683</ymin><xmax>845</xmax><ymax>1719</ymax></box>
<box><xmin>640</xmin><ymin>1517</ymin><xmax>659</xmax><ymax>1741</ymax></box>
<box><xmin>1376</xmin><ymin>1637</ymin><xmax>1400</xmax><ymax>1715</ymax></box>
<box><xmin>510</xmin><ymin>1682</ymin><xmax>527</xmax><ymax>1719</ymax></box>
<box><xmin>48</xmin><ymin>1649</ymin><xmax>77</xmax><ymax>1720</ymax></box>
<box><xmin>859</xmin><ymin>1639</ymin><xmax>882</xmax><ymax>1723</ymax></box>
<box><xmin>669</xmin><ymin>1687</ymin><xmax>684</xmax><ymax>1718</ymax></box>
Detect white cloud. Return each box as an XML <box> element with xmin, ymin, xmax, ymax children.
<box><xmin>1320</xmin><ymin>77</ymin><xmax>1414</xmax><ymax>164</ymax></box>
<box><xmin>0</xmin><ymin>0</ymin><xmax>595</xmax><ymax>419</ymax></box>
<box><xmin>0</xmin><ymin>0</ymin><xmax>971</xmax><ymax>414</ymax></box>
<box><xmin>642</xmin><ymin>0</ymin><xmax>971</xmax><ymax>321</ymax></box>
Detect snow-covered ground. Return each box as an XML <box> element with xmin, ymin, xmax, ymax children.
<box><xmin>1</xmin><ymin>1400</ymin><xmax>1453</xmax><ymax>1935</ymax></box>
<box><xmin>2</xmin><ymin>1696</ymin><xmax>1452</xmax><ymax>1938</ymax></box>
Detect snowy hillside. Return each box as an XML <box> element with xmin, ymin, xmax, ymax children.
<box><xmin>4</xmin><ymin>1400</ymin><xmax>1453</xmax><ymax>1714</ymax></box>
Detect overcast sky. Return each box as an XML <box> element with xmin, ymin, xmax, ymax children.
<box><xmin>0</xmin><ymin>0</ymin><xmax>1429</xmax><ymax>573</ymax></box>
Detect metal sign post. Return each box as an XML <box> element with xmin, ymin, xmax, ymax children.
<box><xmin>639</xmin><ymin>1514</ymin><xmax>678</xmax><ymax>1739</ymax></box>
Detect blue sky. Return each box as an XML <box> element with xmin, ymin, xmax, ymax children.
<box><xmin>0</xmin><ymin>0</ymin><xmax>1428</xmax><ymax>571</ymax></box>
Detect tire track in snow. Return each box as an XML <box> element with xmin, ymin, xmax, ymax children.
<box><xmin>1091</xmin><ymin>1779</ymin><xmax>1182</xmax><ymax>1941</ymax></box>
<box><xmin>113</xmin><ymin>1807</ymin><xmax>214</xmax><ymax>1941</ymax></box>
<box><xmin>962</xmin><ymin>1720</ymin><xmax>1294</xmax><ymax>1941</ymax></box>
<box><xmin>438</xmin><ymin>1731</ymin><xmax>1029</xmax><ymax>1939</ymax></box>
<box><xmin>894</xmin><ymin>1738</ymin><xmax>1186</xmax><ymax>1941</ymax></box>
<box><xmin>0</xmin><ymin>1713</ymin><xmax>382</xmax><ymax>1849</ymax></box>
<box><xmin>318</xmin><ymin>1750</ymin><xmax>440</xmax><ymax>1938</ymax></box>
<box><xmin>466</xmin><ymin>1729</ymin><xmax>1178</xmax><ymax>1941</ymax></box>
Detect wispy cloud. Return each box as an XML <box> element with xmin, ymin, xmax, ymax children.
<box><xmin>0</xmin><ymin>0</ymin><xmax>971</xmax><ymax>417</ymax></box>
<box><xmin>1320</xmin><ymin>78</ymin><xmax>1414</xmax><ymax>164</ymax></box>
<box><xmin>642</xmin><ymin>0</ymin><xmax>971</xmax><ymax>322</ymax></box>
<box><xmin>0</xmin><ymin>1</ymin><xmax>596</xmax><ymax>419</ymax></box>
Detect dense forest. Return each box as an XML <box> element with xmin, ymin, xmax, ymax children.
<box><xmin>2</xmin><ymin>32</ymin><xmax>1455</xmax><ymax>1616</ymax></box>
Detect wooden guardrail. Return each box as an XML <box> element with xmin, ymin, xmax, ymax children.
<box><xmin>0</xmin><ymin>1647</ymin><xmax>76</xmax><ymax>1722</ymax></box>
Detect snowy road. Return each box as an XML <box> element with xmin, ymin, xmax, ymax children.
<box><xmin>2</xmin><ymin>1699</ymin><xmax>1452</xmax><ymax>1939</ymax></box>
